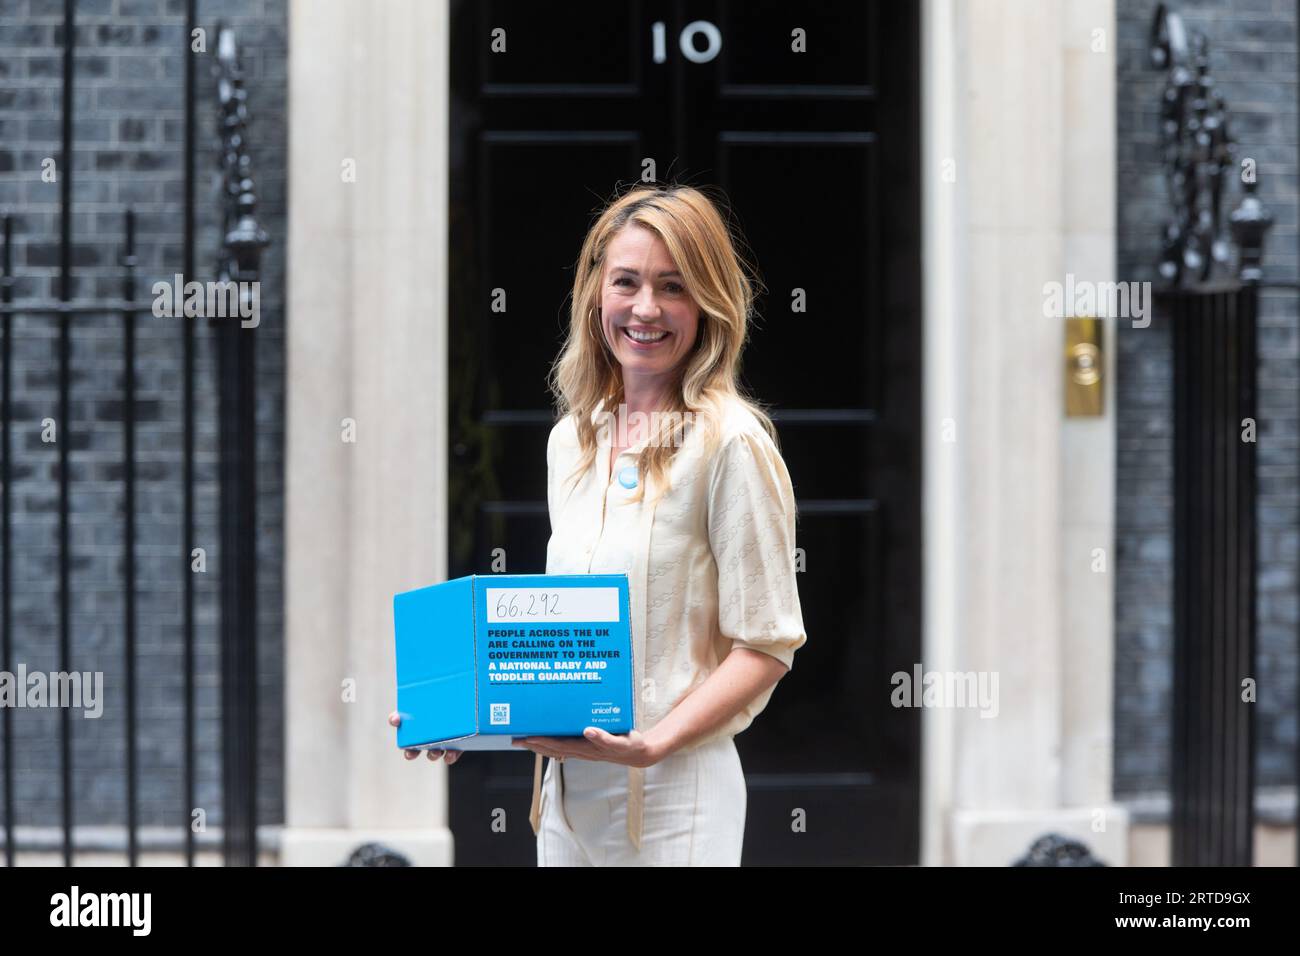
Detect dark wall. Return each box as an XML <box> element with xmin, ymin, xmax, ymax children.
<box><xmin>1116</xmin><ymin>0</ymin><xmax>1297</xmax><ymax>802</ymax></box>
<box><xmin>0</xmin><ymin>0</ymin><xmax>286</xmax><ymax>836</ymax></box>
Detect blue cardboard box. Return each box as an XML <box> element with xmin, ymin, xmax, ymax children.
<box><xmin>393</xmin><ymin>573</ymin><xmax>635</xmax><ymax>750</ymax></box>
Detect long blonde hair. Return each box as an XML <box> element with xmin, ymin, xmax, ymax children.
<box><xmin>548</xmin><ymin>182</ymin><xmax>776</xmax><ymax>503</ymax></box>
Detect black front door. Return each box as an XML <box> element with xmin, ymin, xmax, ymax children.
<box><xmin>448</xmin><ymin>0</ymin><xmax>921</xmax><ymax>866</ymax></box>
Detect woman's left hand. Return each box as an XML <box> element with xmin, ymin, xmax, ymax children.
<box><xmin>511</xmin><ymin>727</ymin><xmax>664</xmax><ymax>768</ymax></box>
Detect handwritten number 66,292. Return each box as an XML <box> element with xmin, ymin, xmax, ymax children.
<box><xmin>494</xmin><ymin>591</ymin><xmax>562</xmax><ymax>619</ymax></box>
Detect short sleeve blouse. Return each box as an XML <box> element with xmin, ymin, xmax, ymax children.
<box><xmin>527</xmin><ymin>395</ymin><xmax>808</xmax><ymax>849</ymax></box>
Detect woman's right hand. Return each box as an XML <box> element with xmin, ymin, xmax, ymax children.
<box><xmin>388</xmin><ymin>710</ymin><xmax>462</xmax><ymax>764</ymax></box>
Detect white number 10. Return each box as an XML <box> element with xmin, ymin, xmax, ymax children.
<box><xmin>652</xmin><ymin>20</ymin><xmax>722</xmax><ymax>65</ymax></box>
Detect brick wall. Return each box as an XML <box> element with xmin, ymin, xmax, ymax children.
<box><xmin>0</xmin><ymin>0</ymin><xmax>285</xmax><ymax>836</ymax></box>
<box><xmin>1116</xmin><ymin>0</ymin><xmax>1298</xmax><ymax>799</ymax></box>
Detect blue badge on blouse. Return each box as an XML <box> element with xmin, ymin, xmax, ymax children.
<box><xmin>617</xmin><ymin>464</ymin><xmax>638</xmax><ymax>489</ymax></box>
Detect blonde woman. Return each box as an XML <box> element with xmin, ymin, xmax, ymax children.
<box><xmin>509</xmin><ymin>183</ymin><xmax>809</xmax><ymax>866</ymax></box>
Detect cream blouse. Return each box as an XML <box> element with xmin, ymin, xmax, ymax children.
<box><xmin>527</xmin><ymin>395</ymin><xmax>808</xmax><ymax>849</ymax></box>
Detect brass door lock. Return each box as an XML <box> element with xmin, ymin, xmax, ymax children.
<box><xmin>1065</xmin><ymin>317</ymin><xmax>1103</xmax><ymax>417</ymax></box>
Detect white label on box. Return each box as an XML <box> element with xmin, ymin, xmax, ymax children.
<box><xmin>485</xmin><ymin>587</ymin><xmax>621</xmax><ymax>624</ymax></box>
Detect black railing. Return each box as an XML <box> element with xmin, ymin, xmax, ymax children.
<box><xmin>1</xmin><ymin>197</ymin><xmax>12</xmax><ymax>871</ymax></box>
<box><xmin>1150</xmin><ymin>2</ymin><xmax>1271</xmax><ymax>866</ymax></box>
<box><xmin>0</xmin><ymin>1</ymin><xmax>267</xmax><ymax>866</ymax></box>
<box><xmin>1165</xmin><ymin>284</ymin><xmax>1258</xmax><ymax>866</ymax></box>
<box><xmin>212</xmin><ymin>22</ymin><xmax>269</xmax><ymax>869</ymax></box>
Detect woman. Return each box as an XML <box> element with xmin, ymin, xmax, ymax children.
<box><xmin>392</xmin><ymin>183</ymin><xmax>807</xmax><ymax>866</ymax></box>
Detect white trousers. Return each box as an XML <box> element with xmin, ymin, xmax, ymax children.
<box><xmin>536</xmin><ymin>734</ymin><xmax>747</xmax><ymax>866</ymax></box>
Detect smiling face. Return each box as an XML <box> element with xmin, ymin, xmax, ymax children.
<box><xmin>599</xmin><ymin>224</ymin><xmax>701</xmax><ymax>392</ymax></box>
